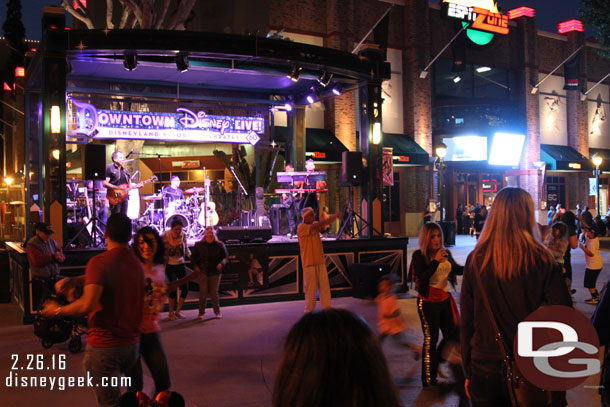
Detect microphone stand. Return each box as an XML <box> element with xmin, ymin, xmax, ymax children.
<box><xmin>131</xmin><ymin>151</ymin><xmax>172</xmax><ymax>232</ymax></box>
<box><xmin>230</xmin><ymin>166</ymin><xmax>248</xmax><ymax>226</ymax></box>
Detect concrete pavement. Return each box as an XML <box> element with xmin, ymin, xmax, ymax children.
<box><xmin>0</xmin><ymin>234</ymin><xmax>608</xmax><ymax>406</ymax></box>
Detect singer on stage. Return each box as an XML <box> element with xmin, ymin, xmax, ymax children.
<box><xmin>103</xmin><ymin>151</ymin><xmax>133</xmax><ymax>215</ymax></box>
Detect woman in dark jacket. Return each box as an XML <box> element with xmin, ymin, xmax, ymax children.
<box><xmin>191</xmin><ymin>226</ymin><xmax>228</xmax><ymax>320</ymax></box>
<box><xmin>461</xmin><ymin>187</ymin><xmax>571</xmax><ymax>406</ymax></box>
<box><xmin>411</xmin><ymin>222</ymin><xmax>463</xmax><ymax>386</ymax></box>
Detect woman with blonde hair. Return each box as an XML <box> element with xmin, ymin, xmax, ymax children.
<box><xmin>191</xmin><ymin>226</ymin><xmax>228</xmax><ymax>320</ymax></box>
<box><xmin>461</xmin><ymin>187</ymin><xmax>571</xmax><ymax>406</ymax></box>
<box><xmin>410</xmin><ymin>222</ymin><xmax>463</xmax><ymax>386</ymax></box>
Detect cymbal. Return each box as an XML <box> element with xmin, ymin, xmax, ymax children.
<box><xmin>185</xmin><ymin>187</ymin><xmax>205</xmax><ymax>194</ymax></box>
<box><xmin>143</xmin><ymin>195</ymin><xmax>162</xmax><ymax>201</ymax></box>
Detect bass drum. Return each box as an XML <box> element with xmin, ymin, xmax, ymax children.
<box><xmin>165</xmin><ymin>213</ymin><xmax>189</xmax><ymax>231</ymax></box>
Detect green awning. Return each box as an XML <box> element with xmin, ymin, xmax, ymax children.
<box><xmin>384</xmin><ymin>133</ymin><xmax>430</xmax><ymax>166</ymax></box>
<box><xmin>273</xmin><ymin>127</ymin><xmax>347</xmax><ymax>162</ymax></box>
<box><xmin>541</xmin><ymin>144</ymin><xmax>591</xmax><ymax>171</ymax></box>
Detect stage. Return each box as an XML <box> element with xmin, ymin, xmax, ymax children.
<box><xmin>7</xmin><ymin>235</ymin><xmax>408</xmax><ymax>324</ymax></box>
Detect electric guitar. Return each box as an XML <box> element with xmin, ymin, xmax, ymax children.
<box><xmin>107</xmin><ymin>176</ymin><xmax>158</xmax><ymax>206</ymax></box>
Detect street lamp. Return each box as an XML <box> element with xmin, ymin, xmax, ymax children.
<box><xmin>592</xmin><ymin>154</ymin><xmax>603</xmax><ymax>216</ymax></box>
<box><xmin>435</xmin><ymin>143</ymin><xmax>447</xmax><ymax>221</ymax></box>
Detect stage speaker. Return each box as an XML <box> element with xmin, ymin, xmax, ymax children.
<box><xmin>66</xmin><ymin>222</ymin><xmax>90</xmax><ymax>248</ymax></box>
<box><xmin>340</xmin><ymin>151</ymin><xmax>362</xmax><ymax>186</ymax></box>
<box><xmin>217</xmin><ymin>226</ymin><xmax>272</xmax><ymax>243</ymax></box>
<box><xmin>270</xmin><ymin>204</ymin><xmax>289</xmax><ymax>235</ymax></box>
<box><xmin>83</xmin><ymin>144</ymin><xmax>107</xmax><ymax>180</ymax></box>
<box><xmin>349</xmin><ymin>262</ymin><xmax>390</xmax><ymax>299</ymax></box>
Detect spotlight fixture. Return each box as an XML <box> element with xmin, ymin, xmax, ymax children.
<box><xmin>306</xmin><ymin>94</ymin><xmax>315</xmax><ymax>104</ymax></box>
<box><xmin>317</xmin><ymin>71</ymin><xmax>333</xmax><ymax>87</ymax></box>
<box><xmin>175</xmin><ymin>52</ymin><xmax>189</xmax><ymax>73</ymax></box>
<box><xmin>284</xmin><ymin>102</ymin><xmax>293</xmax><ymax>112</ymax></box>
<box><xmin>123</xmin><ymin>52</ymin><xmax>138</xmax><ymax>71</ymax></box>
<box><xmin>287</xmin><ymin>66</ymin><xmax>302</xmax><ymax>82</ymax></box>
<box><xmin>331</xmin><ymin>83</ymin><xmax>342</xmax><ymax>96</ymax></box>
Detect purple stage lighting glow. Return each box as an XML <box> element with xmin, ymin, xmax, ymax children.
<box><xmin>284</xmin><ymin>103</ymin><xmax>293</xmax><ymax>112</ymax></box>
<box><xmin>331</xmin><ymin>84</ymin><xmax>342</xmax><ymax>96</ymax></box>
<box><xmin>306</xmin><ymin>95</ymin><xmax>315</xmax><ymax>104</ymax></box>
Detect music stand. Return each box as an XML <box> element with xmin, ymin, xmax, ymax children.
<box><xmin>336</xmin><ymin>185</ymin><xmax>381</xmax><ymax>239</ymax></box>
<box><xmin>66</xmin><ymin>182</ymin><xmax>106</xmax><ymax>248</ymax></box>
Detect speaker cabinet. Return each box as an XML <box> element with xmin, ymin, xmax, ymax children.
<box><xmin>66</xmin><ymin>222</ymin><xmax>90</xmax><ymax>248</ymax></box>
<box><xmin>340</xmin><ymin>151</ymin><xmax>362</xmax><ymax>186</ymax></box>
<box><xmin>270</xmin><ymin>204</ymin><xmax>289</xmax><ymax>235</ymax></box>
<box><xmin>349</xmin><ymin>262</ymin><xmax>390</xmax><ymax>299</ymax></box>
<box><xmin>217</xmin><ymin>226</ymin><xmax>273</xmax><ymax>243</ymax></box>
<box><xmin>83</xmin><ymin>144</ymin><xmax>107</xmax><ymax>180</ymax></box>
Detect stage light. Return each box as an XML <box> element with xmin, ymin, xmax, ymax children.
<box><xmin>284</xmin><ymin>102</ymin><xmax>293</xmax><ymax>112</ymax></box>
<box><xmin>287</xmin><ymin>66</ymin><xmax>301</xmax><ymax>82</ymax></box>
<box><xmin>317</xmin><ymin>71</ymin><xmax>333</xmax><ymax>87</ymax></box>
<box><xmin>372</xmin><ymin>122</ymin><xmax>381</xmax><ymax>145</ymax></box>
<box><xmin>476</xmin><ymin>66</ymin><xmax>491</xmax><ymax>73</ymax></box>
<box><xmin>51</xmin><ymin>105</ymin><xmax>61</xmax><ymax>133</ymax></box>
<box><xmin>175</xmin><ymin>52</ymin><xmax>189</xmax><ymax>72</ymax></box>
<box><xmin>51</xmin><ymin>149</ymin><xmax>61</xmax><ymax>160</ymax></box>
<box><xmin>306</xmin><ymin>94</ymin><xmax>315</xmax><ymax>104</ymax></box>
<box><xmin>331</xmin><ymin>83</ymin><xmax>342</xmax><ymax>96</ymax></box>
<box><xmin>453</xmin><ymin>76</ymin><xmax>461</xmax><ymax>83</ymax></box>
<box><xmin>123</xmin><ymin>53</ymin><xmax>138</xmax><ymax>71</ymax></box>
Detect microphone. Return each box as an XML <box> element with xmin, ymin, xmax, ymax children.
<box><xmin>230</xmin><ymin>166</ymin><xmax>234</xmax><ymax>170</ymax></box>
<box><xmin>126</xmin><ymin>149</ymin><xmax>133</xmax><ymax>158</ymax></box>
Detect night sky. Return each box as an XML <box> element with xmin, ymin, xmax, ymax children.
<box><xmin>1</xmin><ymin>0</ymin><xmax>588</xmax><ymax>42</ymax></box>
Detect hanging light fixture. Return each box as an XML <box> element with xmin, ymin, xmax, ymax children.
<box><xmin>287</xmin><ymin>66</ymin><xmax>302</xmax><ymax>82</ymax></box>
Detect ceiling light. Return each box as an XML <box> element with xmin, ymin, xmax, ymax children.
<box><xmin>317</xmin><ymin>72</ymin><xmax>333</xmax><ymax>87</ymax></box>
<box><xmin>476</xmin><ymin>66</ymin><xmax>491</xmax><ymax>73</ymax></box>
<box><xmin>453</xmin><ymin>76</ymin><xmax>461</xmax><ymax>83</ymax></box>
<box><xmin>331</xmin><ymin>83</ymin><xmax>342</xmax><ymax>96</ymax></box>
<box><xmin>287</xmin><ymin>66</ymin><xmax>302</xmax><ymax>82</ymax></box>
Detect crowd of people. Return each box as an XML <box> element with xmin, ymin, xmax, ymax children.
<box><xmin>27</xmin><ymin>186</ymin><xmax>610</xmax><ymax>406</ymax></box>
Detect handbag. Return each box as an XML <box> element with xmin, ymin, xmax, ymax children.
<box><xmin>473</xmin><ymin>270</ymin><xmax>551</xmax><ymax>407</ymax></box>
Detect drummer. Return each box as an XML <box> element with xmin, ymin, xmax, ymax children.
<box><xmin>163</xmin><ymin>175</ymin><xmax>184</xmax><ymax>210</ymax></box>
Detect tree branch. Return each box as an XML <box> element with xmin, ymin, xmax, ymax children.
<box><xmin>106</xmin><ymin>0</ymin><xmax>115</xmax><ymax>29</ymax></box>
<box><xmin>154</xmin><ymin>0</ymin><xmax>172</xmax><ymax>29</ymax></box>
<box><xmin>140</xmin><ymin>0</ymin><xmax>154</xmax><ymax>29</ymax></box>
<box><xmin>118</xmin><ymin>8</ymin><xmax>130</xmax><ymax>29</ymax></box>
<box><xmin>166</xmin><ymin>0</ymin><xmax>196</xmax><ymax>30</ymax></box>
<box><xmin>61</xmin><ymin>0</ymin><xmax>95</xmax><ymax>29</ymax></box>
<box><xmin>119</xmin><ymin>0</ymin><xmax>143</xmax><ymax>27</ymax></box>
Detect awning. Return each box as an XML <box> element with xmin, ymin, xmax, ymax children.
<box><xmin>590</xmin><ymin>148</ymin><xmax>610</xmax><ymax>172</ymax></box>
<box><xmin>540</xmin><ymin>144</ymin><xmax>592</xmax><ymax>171</ymax></box>
<box><xmin>384</xmin><ymin>133</ymin><xmax>430</xmax><ymax>166</ymax></box>
<box><xmin>273</xmin><ymin>127</ymin><xmax>348</xmax><ymax>163</ymax></box>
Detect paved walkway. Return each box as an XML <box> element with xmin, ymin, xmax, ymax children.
<box><xmin>0</xmin><ymin>234</ymin><xmax>608</xmax><ymax>406</ymax></box>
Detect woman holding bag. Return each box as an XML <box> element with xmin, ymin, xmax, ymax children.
<box><xmin>460</xmin><ymin>187</ymin><xmax>571</xmax><ymax>406</ymax></box>
<box><xmin>411</xmin><ymin>222</ymin><xmax>463</xmax><ymax>386</ymax></box>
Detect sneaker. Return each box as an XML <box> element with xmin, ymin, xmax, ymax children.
<box><xmin>437</xmin><ymin>367</ymin><xmax>449</xmax><ymax>379</ymax></box>
<box><xmin>175</xmin><ymin>312</ymin><xmax>185</xmax><ymax>319</ymax></box>
<box><xmin>215</xmin><ymin>312</ymin><xmax>222</xmax><ymax>319</ymax></box>
<box><xmin>571</xmin><ymin>289</ymin><xmax>577</xmax><ymax>294</ymax></box>
<box><xmin>585</xmin><ymin>297</ymin><xmax>600</xmax><ymax>304</ymax></box>
<box><xmin>166</xmin><ymin>313</ymin><xmax>176</xmax><ymax>321</ymax></box>
<box><xmin>195</xmin><ymin>313</ymin><xmax>204</xmax><ymax>321</ymax></box>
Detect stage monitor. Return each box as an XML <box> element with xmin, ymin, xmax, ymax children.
<box><xmin>488</xmin><ymin>132</ymin><xmax>525</xmax><ymax>166</ymax></box>
<box><xmin>442</xmin><ymin>136</ymin><xmax>487</xmax><ymax>161</ymax></box>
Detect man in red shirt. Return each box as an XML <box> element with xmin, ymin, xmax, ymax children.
<box><xmin>42</xmin><ymin>214</ymin><xmax>144</xmax><ymax>407</ymax></box>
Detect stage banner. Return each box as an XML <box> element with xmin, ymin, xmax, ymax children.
<box><xmin>68</xmin><ymin>99</ymin><xmax>263</xmax><ymax>145</ymax></box>
<box><xmin>220</xmin><ymin>246</ymin><xmax>269</xmax><ymax>291</ymax></box>
<box><xmin>382</xmin><ymin>147</ymin><xmax>394</xmax><ymax>186</ymax></box>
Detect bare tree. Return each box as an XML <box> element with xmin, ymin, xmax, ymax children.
<box><xmin>61</xmin><ymin>0</ymin><xmax>196</xmax><ymax>30</ymax></box>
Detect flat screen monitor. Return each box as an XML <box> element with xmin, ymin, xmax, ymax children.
<box><xmin>442</xmin><ymin>136</ymin><xmax>487</xmax><ymax>161</ymax></box>
<box><xmin>488</xmin><ymin>132</ymin><xmax>525</xmax><ymax>166</ymax></box>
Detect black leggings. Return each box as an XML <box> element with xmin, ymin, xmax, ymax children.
<box><xmin>166</xmin><ymin>264</ymin><xmax>188</xmax><ymax>300</ymax></box>
<box><xmin>417</xmin><ymin>297</ymin><xmax>458</xmax><ymax>386</ymax></box>
<box><xmin>127</xmin><ymin>332</ymin><xmax>171</xmax><ymax>398</ymax></box>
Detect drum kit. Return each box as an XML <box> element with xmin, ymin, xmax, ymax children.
<box><xmin>136</xmin><ymin>186</ymin><xmax>215</xmax><ymax>239</ymax></box>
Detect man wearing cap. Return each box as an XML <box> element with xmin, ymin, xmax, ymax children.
<box><xmin>26</xmin><ymin>222</ymin><xmax>65</xmax><ymax>310</ymax></box>
<box><xmin>297</xmin><ymin>206</ymin><xmax>341</xmax><ymax>312</ymax></box>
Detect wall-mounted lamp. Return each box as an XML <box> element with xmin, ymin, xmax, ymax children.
<box><xmin>531</xmin><ymin>45</ymin><xmax>583</xmax><ymax>94</ymax></box>
<box><xmin>287</xmin><ymin>66</ymin><xmax>302</xmax><ymax>82</ymax></box>
<box><xmin>372</xmin><ymin>122</ymin><xmax>382</xmax><ymax>145</ymax></box>
<box><xmin>4</xmin><ymin>177</ymin><xmax>13</xmax><ymax>186</ymax></box>
<box><xmin>175</xmin><ymin>52</ymin><xmax>189</xmax><ymax>73</ymax></box>
<box><xmin>50</xmin><ymin>105</ymin><xmax>61</xmax><ymax>133</ymax></box>
<box><xmin>51</xmin><ymin>149</ymin><xmax>61</xmax><ymax>160</ymax></box>
<box><xmin>435</xmin><ymin>143</ymin><xmax>447</xmax><ymax>161</ymax></box>
<box><xmin>124</xmin><ymin>52</ymin><xmax>138</xmax><ymax>71</ymax></box>
<box><xmin>580</xmin><ymin>72</ymin><xmax>610</xmax><ymax>102</ymax></box>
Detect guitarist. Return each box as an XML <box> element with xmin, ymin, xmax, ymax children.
<box><xmin>103</xmin><ymin>151</ymin><xmax>133</xmax><ymax>216</ymax></box>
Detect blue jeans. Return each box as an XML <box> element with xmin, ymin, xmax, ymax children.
<box><xmin>83</xmin><ymin>343</ymin><xmax>139</xmax><ymax>407</ymax></box>
<box><xmin>126</xmin><ymin>332</ymin><xmax>171</xmax><ymax>398</ymax></box>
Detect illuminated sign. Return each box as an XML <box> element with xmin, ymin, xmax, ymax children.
<box><xmin>172</xmin><ymin>160</ymin><xmax>201</xmax><ymax>169</ymax></box>
<box><xmin>398</xmin><ymin>155</ymin><xmax>411</xmax><ymax>162</ymax></box>
<box><xmin>443</xmin><ymin>1</ymin><xmax>509</xmax><ymax>35</ymax></box>
<box><xmin>558</xmin><ymin>19</ymin><xmax>584</xmax><ymax>34</ymax></box>
<box><xmin>568</xmin><ymin>163</ymin><xmax>582</xmax><ymax>169</ymax></box>
<box><xmin>312</xmin><ymin>152</ymin><xmax>326</xmax><ymax>159</ymax></box>
<box><xmin>15</xmin><ymin>67</ymin><xmax>25</xmax><ymax>77</ymax></box>
<box><xmin>508</xmin><ymin>7</ymin><xmax>535</xmax><ymax>19</ymax></box>
<box><xmin>68</xmin><ymin>99</ymin><xmax>263</xmax><ymax>145</ymax></box>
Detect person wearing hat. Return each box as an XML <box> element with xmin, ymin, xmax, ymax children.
<box><xmin>297</xmin><ymin>206</ymin><xmax>341</xmax><ymax>312</ymax></box>
<box><xmin>26</xmin><ymin>222</ymin><xmax>65</xmax><ymax>310</ymax></box>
